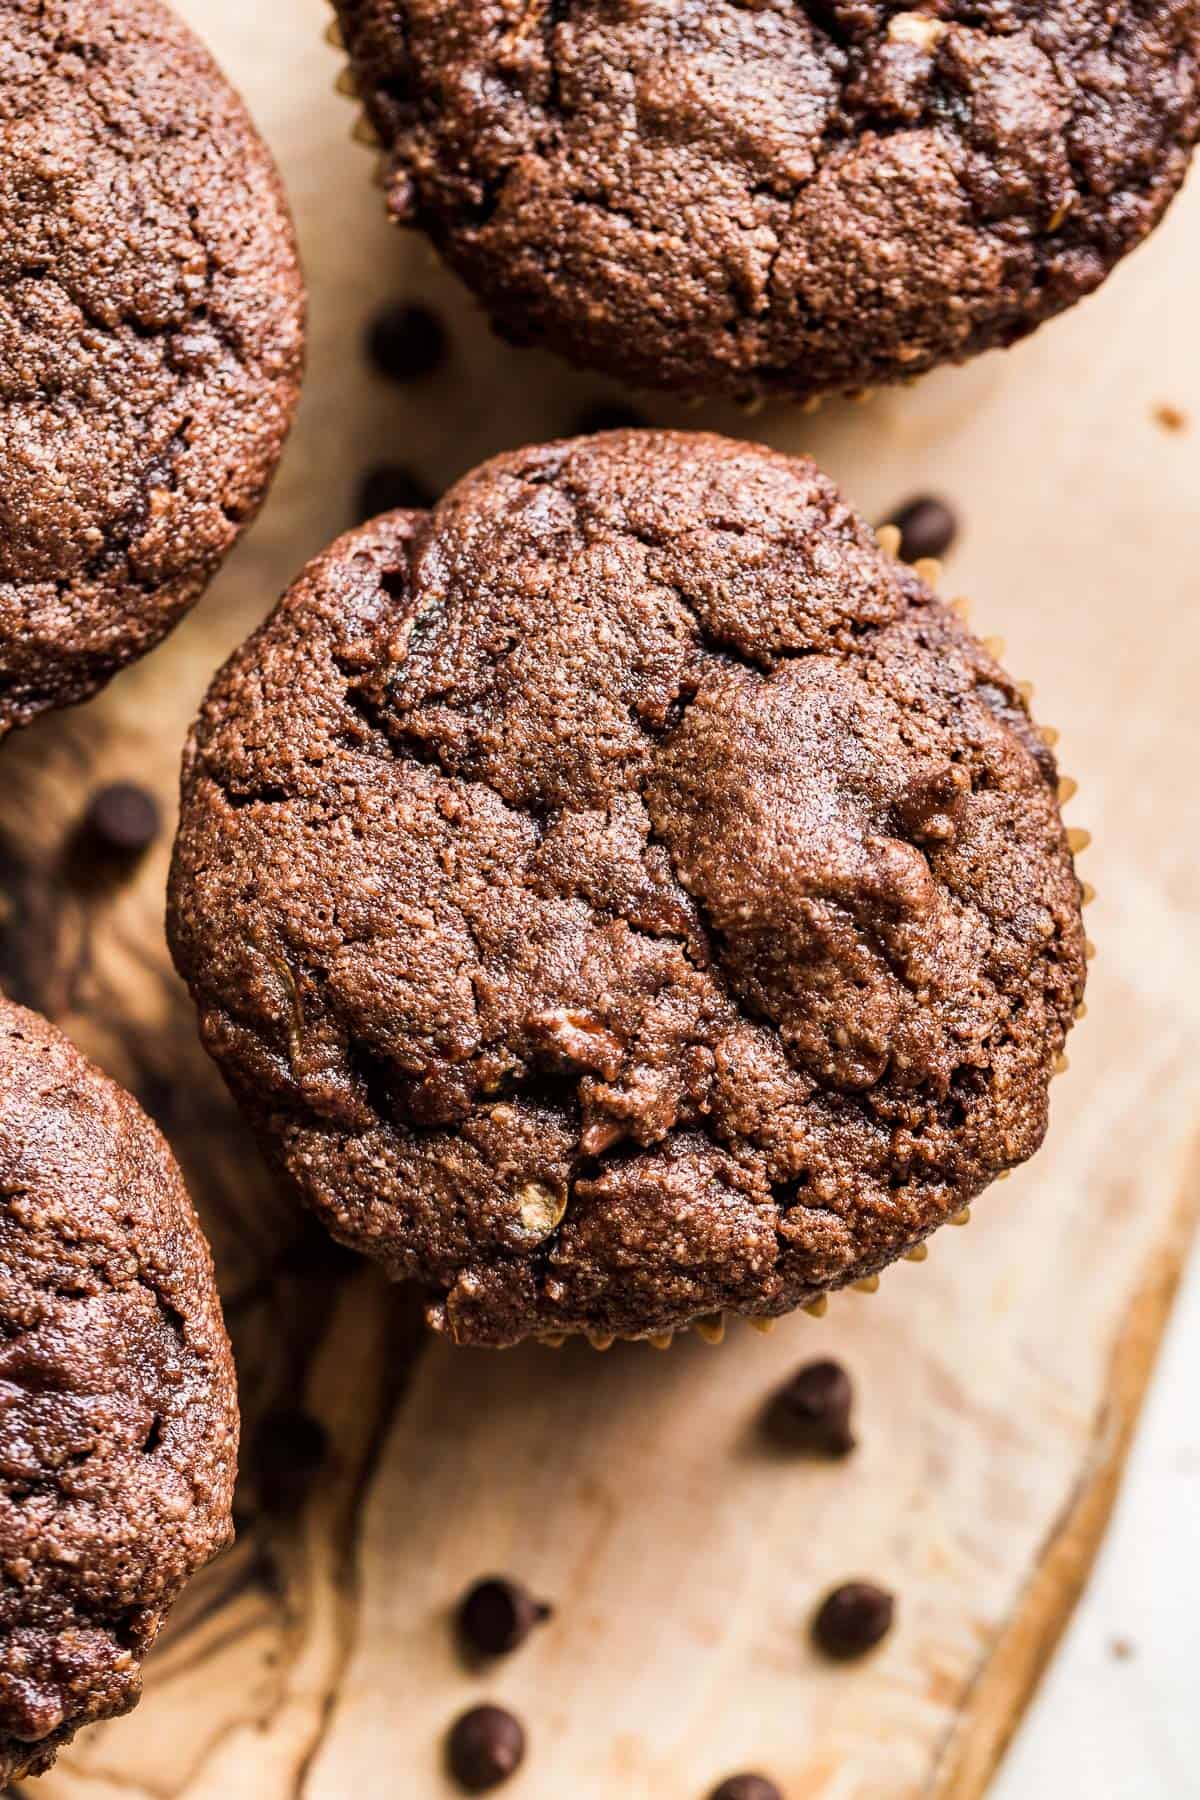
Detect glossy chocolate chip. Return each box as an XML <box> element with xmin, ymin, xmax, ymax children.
<box><xmin>357</xmin><ymin>464</ymin><xmax>437</xmax><ymax>522</ymax></box>
<box><xmin>367</xmin><ymin>302</ymin><xmax>448</xmax><ymax>383</ymax></box>
<box><xmin>447</xmin><ymin>1705</ymin><xmax>526</xmax><ymax>1791</ymax></box>
<box><xmin>763</xmin><ymin>1359</ymin><xmax>855</xmax><ymax>1456</ymax></box>
<box><xmin>710</xmin><ymin>1775</ymin><xmax>783</xmax><ymax>1800</ymax></box>
<box><xmin>812</xmin><ymin>1582</ymin><xmax>895</xmax><ymax>1660</ymax></box>
<box><xmin>82</xmin><ymin>782</ymin><xmax>162</xmax><ymax>856</ymax></box>
<box><xmin>458</xmin><ymin>1576</ymin><xmax>553</xmax><ymax>1658</ymax></box>
<box><xmin>886</xmin><ymin>495</ymin><xmax>958</xmax><ymax>562</ymax></box>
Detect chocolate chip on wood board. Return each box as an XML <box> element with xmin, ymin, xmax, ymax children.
<box><xmin>709</xmin><ymin>1776</ymin><xmax>784</xmax><ymax>1800</ymax></box>
<box><xmin>82</xmin><ymin>782</ymin><xmax>162</xmax><ymax>856</ymax></box>
<box><xmin>457</xmin><ymin>1576</ymin><xmax>553</xmax><ymax>1658</ymax></box>
<box><xmin>446</xmin><ymin>1706</ymin><xmax>527</xmax><ymax>1792</ymax></box>
<box><xmin>762</xmin><ymin>1359</ymin><xmax>856</xmax><ymax>1457</ymax></box>
<box><xmin>367</xmin><ymin>302</ymin><xmax>448</xmax><ymax>383</ymax></box>
<box><xmin>356</xmin><ymin>464</ymin><xmax>437</xmax><ymax>522</ymax></box>
<box><xmin>812</xmin><ymin>1582</ymin><xmax>895</xmax><ymax>1660</ymax></box>
<box><xmin>884</xmin><ymin>496</ymin><xmax>958</xmax><ymax>562</ymax></box>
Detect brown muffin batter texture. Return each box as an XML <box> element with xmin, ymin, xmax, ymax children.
<box><xmin>169</xmin><ymin>432</ymin><xmax>1087</xmax><ymax>1347</ymax></box>
<box><xmin>335</xmin><ymin>0</ymin><xmax>1200</xmax><ymax>399</ymax></box>
<box><xmin>0</xmin><ymin>0</ymin><xmax>305</xmax><ymax>741</ymax></box>
<box><xmin>0</xmin><ymin>1000</ymin><xmax>237</xmax><ymax>1782</ymax></box>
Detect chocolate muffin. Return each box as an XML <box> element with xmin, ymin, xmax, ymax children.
<box><xmin>0</xmin><ymin>0</ymin><xmax>305</xmax><ymax>742</ymax></box>
<box><xmin>0</xmin><ymin>999</ymin><xmax>237</xmax><ymax>1782</ymax></box>
<box><xmin>333</xmin><ymin>0</ymin><xmax>1199</xmax><ymax>401</ymax></box>
<box><xmin>168</xmin><ymin>430</ymin><xmax>1087</xmax><ymax>1348</ymax></box>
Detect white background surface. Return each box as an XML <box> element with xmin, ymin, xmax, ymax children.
<box><xmin>994</xmin><ymin>1241</ymin><xmax>1200</xmax><ymax>1798</ymax></box>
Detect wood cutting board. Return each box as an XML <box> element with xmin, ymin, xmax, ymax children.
<box><xmin>4</xmin><ymin>3</ymin><xmax>1200</xmax><ymax>1795</ymax></box>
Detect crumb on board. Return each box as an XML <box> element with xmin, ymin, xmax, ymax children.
<box><xmin>1152</xmin><ymin>403</ymin><xmax>1189</xmax><ymax>434</ymax></box>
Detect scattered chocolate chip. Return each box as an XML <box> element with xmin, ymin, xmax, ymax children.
<box><xmin>458</xmin><ymin>1576</ymin><xmax>553</xmax><ymax>1658</ymax></box>
<box><xmin>812</xmin><ymin>1582</ymin><xmax>895</xmax><ymax>1660</ymax></box>
<box><xmin>885</xmin><ymin>495</ymin><xmax>958</xmax><ymax>563</ymax></box>
<box><xmin>357</xmin><ymin>463</ymin><xmax>437</xmax><ymax>522</ymax></box>
<box><xmin>254</xmin><ymin>1407</ymin><xmax>329</xmax><ymax>1516</ymax></box>
<box><xmin>573</xmin><ymin>401</ymin><xmax>650</xmax><ymax>436</ymax></box>
<box><xmin>763</xmin><ymin>1359</ymin><xmax>855</xmax><ymax>1456</ymax></box>
<box><xmin>710</xmin><ymin>1775</ymin><xmax>783</xmax><ymax>1800</ymax></box>
<box><xmin>1110</xmin><ymin>1636</ymin><xmax>1137</xmax><ymax>1662</ymax></box>
<box><xmin>82</xmin><ymin>782</ymin><xmax>162</xmax><ymax>857</ymax></box>
<box><xmin>447</xmin><ymin>1705</ymin><xmax>526</xmax><ymax>1792</ymax></box>
<box><xmin>367</xmin><ymin>302</ymin><xmax>449</xmax><ymax>383</ymax></box>
<box><xmin>278</xmin><ymin>1220</ymin><xmax>364</xmax><ymax>1281</ymax></box>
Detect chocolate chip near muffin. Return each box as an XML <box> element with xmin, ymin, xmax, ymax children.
<box><xmin>333</xmin><ymin>2</ymin><xmax>1199</xmax><ymax>401</ymax></box>
<box><xmin>763</xmin><ymin>1360</ymin><xmax>856</xmax><ymax>1457</ymax></box>
<box><xmin>81</xmin><ymin>782</ymin><xmax>163</xmax><ymax>859</ymax></box>
<box><xmin>457</xmin><ymin>1577</ymin><xmax>553</xmax><ymax>1659</ymax></box>
<box><xmin>356</xmin><ymin>464</ymin><xmax>439</xmax><ymax>523</ymax></box>
<box><xmin>167</xmin><ymin>429</ymin><xmax>1087</xmax><ymax>1348</ymax></box>
<box><xmin>446</xmin><ymin>1704</ymin><xmax>526</xmax><ymax>1792</ymax></box>
<box><xmin>366</xmin><ymin>301</ymin><xmax>449</xmax><ymax>384</ymax></box>
<box><xmin>885</xmin><ymin>497</ymin><xmax>959</xmax><ymax>565</ymax></box>
<box><xmin>0</xmin><ymin>997</ymin><xmax>237</xmax><ymax>1783</ymax></box>
<box><xmin>710</xmin><ymin>1777</ymin><xmax>784</xmax><ymax>1800</ymax></box>
<box><xmin>811</xmin><ymin>1582</ymin><xmax>896</xmax><ymax>1660</ymax></box>
<box><xmin>0</xmin><ymin>0</ymin><xmax>305</xmax><ymax>744</ymax></box>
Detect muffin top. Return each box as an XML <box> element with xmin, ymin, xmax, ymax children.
<box><xmin>335</xmin><ymin>0</ymin><xmax>1199</xmax><ymax>399</ymax></box>
<box><xmin>0</xmin><ymin>999</ymin><xmax>237</xmax><ymax>1783</ymax></box>
<box><xmin>169</xmin><ymin>431</ymin><xmax>1086</xmax><ymax>1347</ymax></box>
<box><xmin>0</xmin><ymin>0</ymin><xmax>305</xmax><ymax>741</ymax></box>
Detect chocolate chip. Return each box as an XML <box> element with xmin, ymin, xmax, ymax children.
<box><xmin>367</xmin><ymin>302</ymin><xmax>448</xmax><ymax>383</ymax></box>
<box><xmin>458</xmin><ymin>1576</ymin><xmax>553</xmax><ymax>1658</ymax></box>
<box><xmin>254</xmin><ymin>1408</ymin><xmax>329</xmax><ymax>1516</ymax></box>
<box><xmin>446</xmin><ymin>1705</ymin><xmax>526</xmax><ymax>1791</ymax></box>
<box><xmin>82</xmin><ymin>782</ymin><xmax>161</xmax><ymax>856</ymax></box>
<box><xmin>763</xmin><ymin>1359</ymin><xmax>855</xmax><ymax>1456</ymax></box>
<box><xmin>710</xmin><ymin>1775</ymin><xmax>783</xmax><ymax>1800</ymax></box>
<box><xmin>885</xmin><ymin>495</ymin><xmax>958</xmax><ymax>562</ymax></box>
<box><xmin>573</xmin><ymin>401</ymin><xmax>649</xmax><ymax>436</ymax></box>
<box><xmin>812</xmin><ymin>1582</ymin><xmax>895</xmax><ymax>1660</ymax></box>
<box><xmin>278</xmin><ymin>1219</ymin><xmax>363</xmax><ymax>1281</ymax></box>
<box><xmin>357</xmin><ymin>464</ymin><xmax>437</xmax><ymax>522</ymax></box>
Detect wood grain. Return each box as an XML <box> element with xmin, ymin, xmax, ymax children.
<box><xmin>4</xmin><ymin>3</ymin><xmax>1200</xmax><ymax>1795</ymax></box>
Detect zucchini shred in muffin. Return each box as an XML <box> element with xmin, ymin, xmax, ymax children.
<box><xmin>168</xmin><ymin>431</ymin><xmax>1088</xmax><ymax>1348</ymax></box>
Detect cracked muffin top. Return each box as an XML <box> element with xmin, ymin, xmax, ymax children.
<box><xmin>334</xmin><ymin>0</ymin><xmax>1200</xmax><ymax>400</ymax></box>
<box><xmin>168</xmin><ymin>431</ymin><xmax>1087</xmax><ymax>1347</ymax></box>
<box><xmin>0</xmin><ymin>997</ymin><xmax>237</xmax><ymax>1784</ymax></box>
<box><xmin>0</xmin><ymin>0</ymin><xmax>305</xmax><ymax>742</ymax></box>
